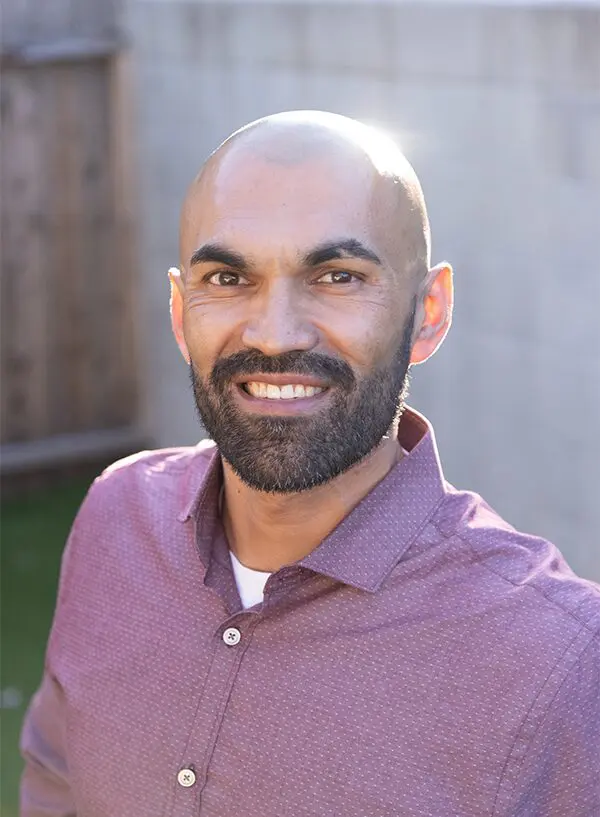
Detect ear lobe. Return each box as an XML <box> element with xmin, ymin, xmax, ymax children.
<box><xmin>168</xmin><ymin>267</ymin><xmax>191</xmax><ymax>364</ymax></box>
<box><xmin>410</xmin><ymin>263</ymin><xmax>453</xmax><ymax>366</ymax></box>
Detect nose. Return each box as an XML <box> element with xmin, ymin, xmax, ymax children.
<box><xmin>241</xmin><ymin>279</ymin><xmax>319</xmax><ymax>356</ymax></box>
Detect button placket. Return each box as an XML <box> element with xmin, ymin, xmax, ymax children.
<box><xmin>167</xmin><ymin>617</ymin><xmax>259</xmax><ymax>815</ymax></box>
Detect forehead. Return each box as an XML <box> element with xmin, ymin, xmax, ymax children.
<box><xmin>181</xmin><ymin>152</ymin><xmax>399</xmax><ymax>266</ymax></box>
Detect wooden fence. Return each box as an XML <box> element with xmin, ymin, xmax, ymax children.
<box><xmin>1</xmin><ymin>0</ymin><xmax>142</xmax><ymax>473</ymax></box>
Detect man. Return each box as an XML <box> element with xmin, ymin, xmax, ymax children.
<box><xmin>21</xmin><ymin>111</ymin><xmax>600</xmax><ymax>817</ymax></box>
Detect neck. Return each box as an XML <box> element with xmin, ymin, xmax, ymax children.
<box><xmin>220</xmin><ymin>434</ymin><xmax>403</xmax><ymax>572</ymax></box>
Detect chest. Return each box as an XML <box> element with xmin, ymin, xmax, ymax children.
<box><xmin>56</xmin><ymin>583</ymin><xmax>526</xmax><ymax>817</ymax></box>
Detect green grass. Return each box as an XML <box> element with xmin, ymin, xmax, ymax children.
<box><xmin>1</xmin><ymin>479</ymin><xmax>92</xmax><ymax>817</ymax></box>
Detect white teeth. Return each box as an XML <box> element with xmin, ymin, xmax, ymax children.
<box><xmin>244</xmin><ymin>382</ymin><xmax>324</xmax><ymax>400</ymax></box>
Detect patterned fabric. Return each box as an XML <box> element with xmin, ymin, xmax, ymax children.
<box><xmin>20</xmin><ymin>408</ymin><xmax>600</xmax><ymax>817</ymax></box>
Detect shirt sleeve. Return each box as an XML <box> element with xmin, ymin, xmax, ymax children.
<box><xmin>505</xmin><ymin>633</ymin><xmax>600</xmax><ymax>817</ymax></box>
<box><xmin>20</xmin><ymin>670</ymin><xmax>76</xmax><ymax>817</ymax></box>
<box><xmin>18</xmin><ymin>487</ymin><xmax>90</xmax><ymax>817</ymax></box>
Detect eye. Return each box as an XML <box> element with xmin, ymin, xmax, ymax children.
<box><xmin>206</xmin><ymin>271</ymin><xmax>249</xmax><ymax>287</ymax></box>
<box><xmin>316</xmin><ymin>270</ymin><xmax>358</xmax><ymax>285</ymax></box>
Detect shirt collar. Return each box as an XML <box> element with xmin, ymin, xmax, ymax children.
<box><xmin>299</xmin><ymin>407</ymin><xmax>446</xmax><ymax>591</ymax></box>
<box><xmin>178</xmin><ymin>407</ymin><xmax>447</xmax><ymax>593</ymax></box>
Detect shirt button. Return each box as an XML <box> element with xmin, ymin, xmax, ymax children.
<box><xmin>222</xmin><ymin>626</ymin><xmax>241</xmax><ymax>646</ymax></box>
<box><xmin>177</xmin><ymin>768</ymin><xmax>196</xmax><ymax>787</ymax></box>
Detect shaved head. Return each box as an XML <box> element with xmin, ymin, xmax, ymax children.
<box><xmin>180</xmin><ymin>111</ymin><xmax>430</xmax><ymax>283</ymax></box>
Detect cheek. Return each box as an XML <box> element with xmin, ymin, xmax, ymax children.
<box><xmin>324</xmin><ymin>304</ymin><xmax>397</xmax><ymax>371</ymax></box>
<box><xmin>182</xmin><ymin>304</ymin><xmax>232</xmax><ymax>375</ymax></box>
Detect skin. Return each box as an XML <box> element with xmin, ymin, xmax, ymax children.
<box><xmin>170</xmin><ymin>112</ymin><xmax>453</xmax><ymax>572</ymax></box>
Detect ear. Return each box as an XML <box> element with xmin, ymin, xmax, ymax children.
<box><xmin>168</xmin><ymin>267</ymin><xmax>191</xmax><ymax>364</ymax></box>
<box><xmin>410</xmin><ymin>262</ymin><xmax>453</xmax><ymax>365</ymax></box>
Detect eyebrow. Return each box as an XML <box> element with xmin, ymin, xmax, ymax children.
<box><xmin>302</xmin><ymin>239</ymin><xmax>383</xmax><ymax>268</ymax></box>
<box><xmin>188</xmin><ymin>237</ymin><xmax>384</xmax><ymax>273</ymax></box>
<box><xmin>189</xmin><ymin>243</ymin><xmax>248</xmax><ymax>271</ymax></box>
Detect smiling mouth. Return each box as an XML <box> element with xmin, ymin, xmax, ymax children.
<box><xmin>240</xmin><ymin>381</ymin><xmax>327</xmax><ymax>400</ymax></box>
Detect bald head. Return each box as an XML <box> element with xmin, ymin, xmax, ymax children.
<box><xmin>180</xmin><ymin>111</ymin><xmax>430</xmax><ymax>281</ymax></box>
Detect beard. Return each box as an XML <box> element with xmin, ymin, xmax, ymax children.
<box><xmin>190</xmin><ymin>310</ymin><xmax>415</xmax><ymax>494</ymax></box>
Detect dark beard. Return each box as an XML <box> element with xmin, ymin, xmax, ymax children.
<box><xmin>190</xmin><ymin>311</ymin><xmax>414</xmax><ymax>494</ymax></box>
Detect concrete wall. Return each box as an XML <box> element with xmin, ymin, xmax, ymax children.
<box><xmin>123</xmin><ymin>1</ymin><xmax>600</xmax><ymax>580</ymax></box>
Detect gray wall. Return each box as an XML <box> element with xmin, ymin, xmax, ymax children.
<box><xmin>123</xmin><ymin>0</ymin><xmax>600</xmax><ymax>580</ymax></box>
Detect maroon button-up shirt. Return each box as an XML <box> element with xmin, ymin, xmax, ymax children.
<box><xmin>20</xmin><ymin>408</ymin><xmax>600</xmax><ymax>816</ymax></box>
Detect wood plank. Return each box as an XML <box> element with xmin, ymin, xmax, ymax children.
<box><xmin>46</xmin><ymin>62</ymin><xmax>89</xmax><ymax>434</ymax></box>
<box><xmin>108</xmin><ymin>51</ymin><xmax>139</xmax><ymax>426</ymax></box>
<box><xmin>0</xmin><ymin>67</ymin><xmax>50</xmax><ymax>442</ymax></box>
<box><xmin>76</xmin><ymin>60</ymin><xmax>119</xmax><ymax>430</ymax></box>
<box><xmin>43</xmin><ymin>58</ymin><xmax>137</xmax><ymax>434</ymax></box>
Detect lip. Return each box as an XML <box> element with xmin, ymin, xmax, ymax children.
<box><xmin>232</xmin><ymin>373</ymin><xmax>330</xmax><ymax>389</ymax></box>
<box><xmin>232</xmin><ymin>382</ymin><xmax>330</xmax><ymax>416</ymax></box>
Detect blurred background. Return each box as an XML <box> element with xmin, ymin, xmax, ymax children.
<box><xmin>1</xmin><ymin>0</ymin><xmax>599</xmax><ymax>812</ymax></box>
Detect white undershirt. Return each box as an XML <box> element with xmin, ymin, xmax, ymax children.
<box><xmin>229</xmin><ymin>550</ymin><xmax>272</xmax><ymax>609</ymax></box>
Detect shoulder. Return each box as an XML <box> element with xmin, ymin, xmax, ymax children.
<box><xmin>50</xmin><ymin>441</ymin><xmax>218</xmax><ymax>609</ymax></box>
<box><xmin>76</xmin><ymin>440</ymin><xmax>218</xmax><ymax>530</ymax></box>
<box><xmin>433</xmin><ymin>485</ymin><xmax>600</xmax><ymax>635</ymax></box>
<box><xmin>97</xmin><ymin>441</ymin><xmax>215</xmax><ymax>489</ymax></box>
<box><xmin>426</xmin><ymin>487</ymin><xmax>600</xmax><ymax>710</ymax></box>
<box><xmin>429</xmin><ymin>488</ymin><xmax>600</xmax><ymax>785</ymax></box>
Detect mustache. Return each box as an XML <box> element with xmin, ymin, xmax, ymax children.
<box><xmin>209</xmin><ymin>349</ymin><xmax>356</xmax><ymax>391</ymax></box>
